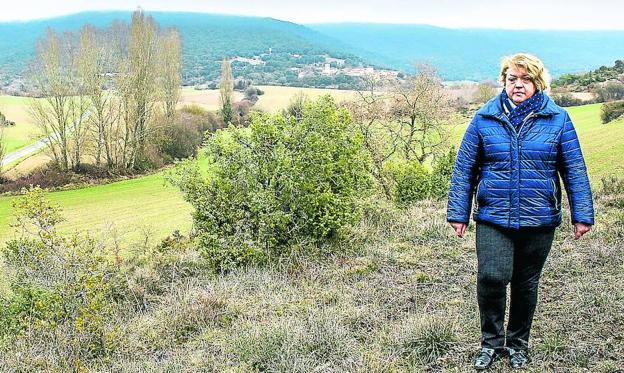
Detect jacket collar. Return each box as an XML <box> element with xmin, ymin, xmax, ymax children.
<box><xmin>476</xmin><ymin>92</ymin><xmax>560</xmax><ymax>120</ymax></box>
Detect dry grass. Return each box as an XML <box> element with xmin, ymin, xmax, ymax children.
<box><xmin>178</xmin><ymin>87</ymin><xmax>245</xmax><ymax>111</ymax></box>
<box><xmin>3</xmin><ymin>187</ymin><xmax>621</xmax><ymax>372</ymax></box>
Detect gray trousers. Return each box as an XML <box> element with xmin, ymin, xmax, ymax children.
<box><xmin>476</xmin><ymin>221</ymin><xmax>555</xmax><ymax>350</ymax></box>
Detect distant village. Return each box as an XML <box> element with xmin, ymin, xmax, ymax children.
<box><xmin>232</xmin><ymin>49</ymin><xmax>400</xmax><ymax>82</ymax></box>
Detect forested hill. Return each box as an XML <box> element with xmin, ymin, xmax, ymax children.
<box><xmin>308</xmin><ymin>23</ymin><xmax>624</xmax><ymax>81</ymax></box>
<box><xmin>0</xmin><ymin>11</ymin><xmax>371</xmax><ymax>89</ymax></box>
<box><xmin>2</xmin><ymin>11</ymin><xmax>624</xmax><ymax>89</ymax></box>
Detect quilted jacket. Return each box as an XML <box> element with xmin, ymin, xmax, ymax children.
<box><xmin>447</xmin><ymin>93</ymin><xmax>595</xmax><ymax>229</ymax></box>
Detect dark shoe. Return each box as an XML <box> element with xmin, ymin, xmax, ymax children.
<box><xmin>474</xmin><ymin>347</ymin><xmax>500</xmax><ymax>370</ymax></box>
<box><xmin>507</xmin><ymin>348</ymin><xmax>530</xmax><ymax>369</ymax></box>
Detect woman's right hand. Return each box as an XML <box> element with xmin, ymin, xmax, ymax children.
<box><xmin>449</xmin><ymin>222</ymin><xmax>467</xmax><ymax>238</ymax></box>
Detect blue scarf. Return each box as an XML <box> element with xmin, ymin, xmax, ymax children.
<box><xmin>500</xmin><ymin>89</ymin><xmax>544</xmax><ymax>130</ymax></box>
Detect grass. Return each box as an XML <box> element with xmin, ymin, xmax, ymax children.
<box><xmin>3</xmin><ymin>188</ymin><xmax>622</xmax><ymax>371</ymax></box>
<box><xmin>0</xmin><ymin>95</ymin><xmax>42</xmax><ymax>154</ymax></box>
<box><xmin>0</xmin><ymin>171</ymin><xmax>193</xmax><ymax>246</ymax></box>
<box><xmin>450</xmin><ymin>102</ymin><xmax>624</xmax><ymax>181</ymax></box>
<box><xmin>178</xmin><ymin>85</ymin><xmax>357</xmax><ymax>113</ymax></box>
<box><xmin>254</xmin><ymin>85</ymin><xmax>357</xmax><ymax>112</ymax></box>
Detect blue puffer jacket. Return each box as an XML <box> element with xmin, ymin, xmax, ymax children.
<box><xmin>447</xmin><ymin>93</ymin><xmax>594</xmax><ymax>229</ymax></box>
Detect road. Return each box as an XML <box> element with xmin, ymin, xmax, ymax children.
<box><xmin>1</xmin><ymin>110</ymin><xmax>92</xmax><ymax>168</ymax></box>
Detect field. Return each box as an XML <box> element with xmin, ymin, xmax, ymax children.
<box><xmin>0</xmin><ymin>95</ymin><xmax>41</xmax><ymax>153</ymax></box>
<box><xmin>178</xmin><ymin>85</ymin><xmax>357</xmax><ymax>113</ymax></box>
<box><xmin>0</xmin><ymin>171</ymin><xmax>192</xmax><ymax>245</ymax></box>
<box><xmin>253</xmin><ymin>85</ymin><xmax>357</xmax><ymax>112</ymax></box>
<box><xmin>178</xmin><ymin>87</ymin><xmax>244</xmax><ymax>111</ymax></box>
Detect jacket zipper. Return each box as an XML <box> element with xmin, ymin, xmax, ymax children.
<box><xmin>496</xmin><ymin>112</ymin><xmax>537</xmax><ymax>227</ymax></box>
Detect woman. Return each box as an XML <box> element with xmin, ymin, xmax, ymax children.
<box><xmin>447</xmin><ymin>53</ymin><xmax>594</xmax><ymax>370</ymax></box>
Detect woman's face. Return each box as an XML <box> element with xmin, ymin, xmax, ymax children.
<box><xmin>504</xmin><ymin>66</ymin><xmax>536</xmax><ymax>105</ymax></box>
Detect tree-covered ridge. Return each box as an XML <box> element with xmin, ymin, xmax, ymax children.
<box><xmin>0</xmin><ymin>11</ymin><xmax>374</xmax><ymax>91</ymax></box>
<box><xmin>553</xmin><ymin>60</ymin><xmax>624</xmax><ymax>88</ymax></box>
<box><xmin>3</xmin><ymin>12</ymin><xmax>624</xmax><ymax>89</ymax></box>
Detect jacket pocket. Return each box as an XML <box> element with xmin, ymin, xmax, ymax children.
<box><xmin>475</xmin><ymin>179</ymin><xmax>484</xmax><ymax>210</ymax></box>
<box><xmin>550</xmin><ymin>179</ymin><xmax>560</xmax><ymax>210</ymax></box>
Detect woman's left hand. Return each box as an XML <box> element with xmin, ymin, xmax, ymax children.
<box><xmin>574</xmin><ymin>223</ymin><xmax>591</xmax><ymax>240</ymax></box>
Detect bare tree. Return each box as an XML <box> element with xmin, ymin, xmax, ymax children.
<box><xmin>347</xmin><ymin>68</ymin><xmax>455</xmax><ymax>198</ymax></box>
<box><xmin>77</xmin><ymin>25</ymin><xmax>118</xmax><ymax>168</ymax></box>
<box><xmin>160</xmin><ymin>28</ymin><xmax>181</xmax><ymax>123</ymax></box>
<box><xmin>29</xmin><ymin>28</ymin><xmax>88</xmax><ymax>171</ymax></box>
<box><xmin>388</xmin><ymin>65</ymin><xmax>454</xmax><ymax>164</ymax></box>
<box><xmin>347</xmin><ymin>74</ymin><xmax>397</xmax><ymax>198</ymax></box>
<box><xmin>219</xmin><ymin>57</ymin><xmax>234</xmax><ymax>124</ymax></box>
<box><xmin>116</xmin><ymin>8</ymin><xmax>160</xmax><ymax>169</ymax></box>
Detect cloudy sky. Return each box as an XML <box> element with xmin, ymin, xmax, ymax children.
<box><xmin>1</xmin><ymin>0</ymin><xmax>623</xmax><ymax>29</ymax></box>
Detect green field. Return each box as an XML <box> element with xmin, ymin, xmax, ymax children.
<box><xmin>450</xmin><ymin>102</ymin><xmax>624</xmax><ymax>181</ymax></box>
<box><xmin>0</xmin><ymin>171</ymin><xmax>193</xmax><ymax>246</ymax></box>
<box><xmin>0</xmin><ymin>95</ymin><xmax>41</xmax><ymax>153</ymax></box>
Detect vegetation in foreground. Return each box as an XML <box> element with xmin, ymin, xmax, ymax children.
<box><xmin>0</xmin><ymin>176</ymin><xmax>622</xmax><ymax>372</ymax></box>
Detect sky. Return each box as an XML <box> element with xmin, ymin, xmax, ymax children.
<box><xmin>1</xmin><ymin>0</ymin><xmax>623</xmax><ymax>30</ymax></box>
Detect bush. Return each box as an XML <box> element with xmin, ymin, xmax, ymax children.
<box><xmin>169</xmin><ymin>95</ymin><xmax>373</xmax><ymax>271</ymax></box>
<box><xmin>430</xmin><ymin>147</ymin><xmax>456</xmax><ymax>200</ymax></box>
<box><xmin>0</xmin><ymin>187</ymin><xmax>125</xmax><ymax>369</ymax></box>
<box><xmin>388</xmin><ymin>160</ymin><xmax>431</xmax><ymax>207</ymax></box>
<box><xmin>601</xmin><ymin>100</ymin><xmax>624</xmax><ymax>123</ymax></box>
<box><xmin>552</xmin><ymin>92</ymin><xmax>584</xmax><ymax>107</ymax></box>
<box><xmin>595</xmin><ymin>81</ymin><xmax>624</xmax><ymax>102</ymax></box>
<box><xmin>156</xmin><ymin>107</ymin><xmax>224</xmax><ymax>163</ymax></box>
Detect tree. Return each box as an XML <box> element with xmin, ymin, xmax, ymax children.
<box><xmin>160</xmin><ymin>28</ymin><xmax>181</xmax><ymax>123</ymax></box>
<box><xmin>347</xmin><ymin>75</ymin><xmax>396</xmax><ymax>199</ymax></box>
<box><xmin>29</xmin><ymin>28</ymin><xmax>89</xmax><ymax>171</ymax></box>
<box><xmin>116</xmin><ymin>8</ymin><xmax>160</xmax><ymax>169</ymax></box>
<box><xmin>473</xmin><ymin>81</ymin><xmax>498</xmax><ymax>104</ymax></box>
<box><xmin>219</xmin><ymin>57</ymin><xmax>234</xmax><ymax>124</ymax></box>
<box><xmin>347</xmin><ymin>67</ymin><xmax>456</xmax><ymax>202</ymax></box>
<box><xmin>388</xmin><ymin>65</ymin><xmax>454</xmax><ymax>164</ymax></box>
<box><xmin>76</xmin><ymin>25</ymin><xmax>118</xmax><ymax>168</ymax></box>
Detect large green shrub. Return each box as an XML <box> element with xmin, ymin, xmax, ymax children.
<box><xmin>170</xmin><ymin>95</ymin><xmax>373</xmax><ymax>270</ymax></box>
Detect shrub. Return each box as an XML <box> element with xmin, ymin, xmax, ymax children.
<box><xmin>155</xmin><ymin>108</ymin><xmax>224</xmax><ymax>163</ymax></box>
<box><xmin>552</xmin><ymin>92</ymin><xmax>584</xmax><ymax>107</ymax></box>
<box><xmin>595</xmin><ymin>81</ymin><xmax>624</xmax><ymax>102</ymax></box>
<box><xmin>388</xmin><ymin>160</ymin><xmax>431</xmax><ymax>207</ymax></box>
<box><xmin>169</xmin><ymin>95</ymin><xmax>373</xmax><ymax>271</ymax></box>
<box><xmin>601</xmin><ymin>100</ymin><xmax>624</xmax><ymax>123</ymax></box>
<box><xmin>0</xmin><ymin>187</ymin><xmax>125</xmax><ymax>369</ymax></box>
<box><xmin>430</xmin><ymin>146</ymin><xmax>456</xmax><ymax>200</ymax></box>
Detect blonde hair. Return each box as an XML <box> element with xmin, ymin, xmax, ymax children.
<box><xmin>499</xmin><ymin>53</ymin><xmax>551</xmax><ymax>91</ymax></box>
